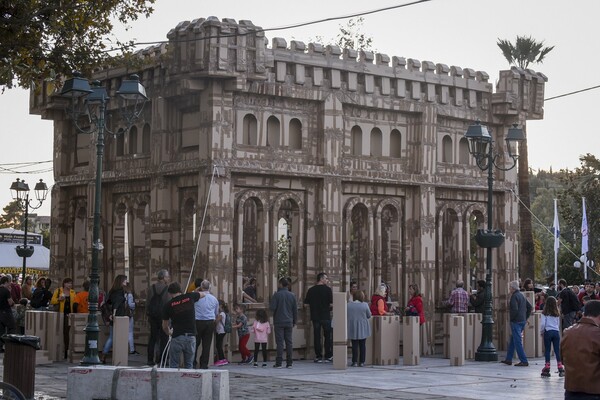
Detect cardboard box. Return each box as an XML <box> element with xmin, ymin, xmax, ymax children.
<box><xmin>442</xmin><ymin>313</ymin><xmax>458</xmax><ymax>358</ymax></box>
<box><xmin>402</xmin><ymin>316</ymin><xmax>420</xmax><ymax>365</ymax></box>
<box><xmin>373</xmin><ymin>316</ymin><xmax>400</xmax><ymax>365</ymax></box>
<box><xmin>449</xmin><ymin>316</ymin><xmax>465</xmax><ymax>366</ymax></box>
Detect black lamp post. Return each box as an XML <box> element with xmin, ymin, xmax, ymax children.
<box><xmin>10</xmin><ymin>178</ymin><xmax>48</xmax><ymax>284</ymax></box>
<box><xmin>464</xmin><ymin>120</ymin><xmax>524</xmax><ymax>362</ymax></box>
<box><xmin>60</xmin><ymin>71</ymin><xmax>147</xmax><ymax>365</ymax></box>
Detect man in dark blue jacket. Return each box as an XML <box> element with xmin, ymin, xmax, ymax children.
<box><xmin>501</xmin><ymin>280</ymin><xmax>532</xmax><ymax>367</ymax></box>
<box><xmin>270</xmin><ymin>278</ymin><xmax>297</xmax><ymax>368</ymax></box>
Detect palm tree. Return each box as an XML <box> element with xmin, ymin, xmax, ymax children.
<box><xmin>497</xmin><ymin>36</ymin><xmax>554</xmax><ymax>69</ymax></box>
<box><xmin>496</xmin><ymin>35</ymin><xmax>554</xmax><ymax>282</ymax></box>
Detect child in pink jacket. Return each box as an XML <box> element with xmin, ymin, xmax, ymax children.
<box><xmin>252</xmin><ymin>309</ymin><xmax>271</xmax><ymax>367</ymax></box>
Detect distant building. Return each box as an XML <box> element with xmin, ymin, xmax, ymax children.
<box><xmin>31</xmin><ymin>17</ymin><xmax>546</xmax><ymax>355</ymax></box>
<box><xmin>28</xmin><ymin>214</ymin><xmax>50</xmax><ymax>234</ymax></box>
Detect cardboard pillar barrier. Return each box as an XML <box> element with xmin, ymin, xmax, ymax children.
<box><xmin>464</xmin><ymin>313</ymin><xmax>476</xmax><ymax>359</ymax></box>
<box><xmin>443</xmin><ymin>313</ymin><xmax>458</xmax><ymax>358</ymax></box>
<box><xmin>363</xmin><ymin>318</ymin><xmax>374</xmax><ymax>365</ymax></box>
<box><xmin>332</xmin><ymin>292</ymin><xmax>347</xmax><ymax>370</ymax></box>
<box><xmin>46</xmin><ymin>311</ymin><xmax>64</xmax><ymax>361</ymax></box>
<box><xmin>112</xmin><ymin>316</ymin><xmax>129</xmax><ymax>366</ymax></box>
<box><xmin>402</xmin><ymin>316</ymin><xmax>420</xmax><ymax>365</ymax></box>
<box><xmin>533</xmin><ymin>312</ymin><xmax>543</xmax><ymax>357</ymax></box>
<box><xmin>373</xmin><ymin>316</ymin><xmax>400</xmax><ymax>366</ymax></box>
<box><xmin>449</xmin><ymin>316</ymin><xmax>465</xmax><ymax>366</ymax></box>
<box><xmin>522</xmin><ymin>291</ymin><xmax>536</xmax><ymax>358</ymax></box>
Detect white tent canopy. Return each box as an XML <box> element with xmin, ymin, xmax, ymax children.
<box><xmin>0</xmin><ymin>228</ymin><xmax>49</xmax><ymax>273</ymax></box>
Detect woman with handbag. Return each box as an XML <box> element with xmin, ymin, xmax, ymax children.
<box><xmin>101</xmin><ymin>275</ymin><xmax>129</xmax><ymax>363</ymax></box>
<box><xmin>405</xmin><ymin>283</ymin><xmax>426</xmax><ymax>325</ymax></box>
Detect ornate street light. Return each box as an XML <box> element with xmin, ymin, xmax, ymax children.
<box><xmin>60</xmin><ymin>71</ymin><xmax>147</xmax><ymax>365</ymax></box>
<box><xmin>10</xmin><ymin>178</ymin><xmax>48</xmax><ymax>284</ymax></box>
<box><xmin>464</xmin><ymin>120</ymin><xmax>525</xmax><ymax>362</ymax></box>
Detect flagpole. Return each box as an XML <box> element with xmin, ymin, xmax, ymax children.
<box><xmin>582</xmin><ymin>197</ymin><xmax>589</xmax><ymax>281</ymax></box>
<box><xmin>553</xmin><ymin>199</ymin><xmax>559</xmax><ymax>286</ymax></box>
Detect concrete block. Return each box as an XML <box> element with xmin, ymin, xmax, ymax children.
<box><xmin>46</xmin><ymin>312</ymin><xmax>64</xmax><ymax>361</ymax></box>
<box><xmin>449</xmin><ymin>316</ymin><xmax>465</xmax><ymax>366</ymax></box>
<box><xmin>112</xmin><ymin>316</ymin><xmax>129</xmax><ymax>366</ymax></box>
<box><xmin>373</xmin><ymin>316</ymin><xmax>399</xmax><ymax>365</ymax></box>
<box><xmin>402</xmin><ymin>316</ymin><xmax>420</xmax><ymax>365</ymax></box>
<box><xmin>67</xmin><ymin>366</ymin><xmax>229</xmax><ymax>400</ymax></box>
<box><xmin>522</xmin><ymin>291</ymin><xmax>536</xmax><ymax>358</ymax></box>
<box><xmin>443</xmin><ymin>313</ymin><xmax>458</xmax><ymax>358</ymax></box>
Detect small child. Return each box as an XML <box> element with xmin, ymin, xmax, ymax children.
<box><xmin>540</xmin><ymin>296</ymin><xmax>564</xmax><ymax>377</ymax></box>
<box><xmin>15</xmin><ymin>298</ymin><xmax>28</xmax><ymax>334</ymax></box>
<box><xmin>214</xmin><ymin>301</ymin><xmax>229</xmax><ymax>366</ymax></box>
<box><xmin>232</xmin><ymin>303</ymin><xmax>252</xmax><ymax>364</ymax></box>
<box><xmin>252</xmin><ymin>309</ymin><xmax>271</xmax><ymax>367</ymax></box>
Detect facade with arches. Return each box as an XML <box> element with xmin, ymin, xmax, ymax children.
<box><xmin>31</xmin><ymin>17</ymin><xmax>546</xmax><ymax>355</ymax></box>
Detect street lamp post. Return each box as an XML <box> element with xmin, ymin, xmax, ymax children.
<box><xmin>60</xmin><ymin>72</ymin><xmax>147</xmax><ymax>365</ymax></box>
<box><xmin>464</xmin><ymin>120</ymin><xmax>524</xmax><ymax>362</ymax></box>
<box><xmin>10</xmin><ymin>178</ymin><xmax>48</xmax><ymax>284</ymax></box>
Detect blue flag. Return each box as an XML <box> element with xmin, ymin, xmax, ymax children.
<box><xmin>582</xmin><ymin>197</ymin><xmax>589</xmax><ymax>254</ymax></box>
<box><xmin>553</xmin><ymin>199</ymin><xmax>560</xmax><ymax>253</ymax></box>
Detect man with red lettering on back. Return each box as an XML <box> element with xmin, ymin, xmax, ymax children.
<box><xmin>162</xmin><ymin>282</ymin><xmax>205</xmax><ymax>369</ymax></box>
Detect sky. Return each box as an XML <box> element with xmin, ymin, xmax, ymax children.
<box><xmin>1</xmin><ymin>0</ymin><xmax>598</xmax><ymax>216</ymax></box>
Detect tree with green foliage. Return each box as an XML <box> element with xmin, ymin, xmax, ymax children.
<box><xmin>558</xmin><ymin>154</ymin><xmax>600</xmax><ymax>279</ymax></box>
<box><xmin>0</xmin><ymin>0</ymin><xmax>155</xmax><ymax>90</ymax></box>
<box><xmin>496</xmin><ymin>35</ymin><xmax>555</xmax><ymax>282</ymax></box>
<box><xmin>310</xmin><ymin>17</ymin><xmax>375</xmax><ymax>52</ymax></box>
<box><xmin>277</xmin><ymin>234</ymin><xmax>290</xmax><ymax>279</ymax></box>
<box><xmin>497</xmin><ymin>36</ymin><xmax>555</xmax><ymax>69</ymax></box>
<box><xmin>0</xmin><ymin>200</ymin><xmax>24</xmax><ymax>229</ymax></box>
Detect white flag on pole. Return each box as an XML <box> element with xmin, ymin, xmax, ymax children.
<box><xmin>553</xmin><ymin>199</ymin><xmax>560</xmax><ymax>253</ymax></box>
<box><xmin>582</xmin><ymin>197</ymin><xmax>589</xmax><ymax>254</ymax></box>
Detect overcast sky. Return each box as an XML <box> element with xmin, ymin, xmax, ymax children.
<box><xmin>1</xmin><ymin>0</ymin><xmax>598</xmax><ymax>216</ymax></box>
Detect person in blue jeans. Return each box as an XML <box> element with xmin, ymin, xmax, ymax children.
<box><xmin>501</xmin><ymin>280</ymin><xmax>532</xmax><ymax>367</ymax></box>
<box><xmin>539</xmin><ymin>296</ymin><xmax>563</xmax><ymax>377</ymax></box>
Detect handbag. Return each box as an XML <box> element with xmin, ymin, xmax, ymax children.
<box><xmin>405</xmin><ymin>304</ymin><xmax>419</xmax><ymax>317</ymax></box>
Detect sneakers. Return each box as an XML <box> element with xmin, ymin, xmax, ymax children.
<box><xmin>129</xmin><ymin>350</ymin><xmax>140</xmax><ymax>355</ymax></box>
<box><xmin>246</xmin><ymin>355</ymin><xmax>254</xmax><ymax>364</ymax></box>
<box><xmin>558</xmin><ymin>362</ymin><xmax>565</xmax><ymax>377</ymax></box>
<box><xmin>358</xmin><ymin>363</ymin><xmax>365</xmax><ymax>367</ymax></box>
<box><xmin>262</xmin><ymin>363</ymin><xmax>267</xmax><ymax>367</ymax></box>
<box><xmin>350</xmin><ymin>362</ymin><xmax>358</xmax><ymax>367</ymax></box>
<box><xmin>253</xmin><ymin>362</ymin><xmax>258</xmax><ymax>367</ymax></box>
<box><xmin>273</xmin><ymin>364</ymin><xmax>283</xmax><ymax>369</ymax></box>
<box><xmin>214</xmin><ymin>359</ymin><xmax>229</xmax><ymax>367</ymax></box>
<box><xmin>325</xmin><ymin>356</ymin><xmax>333</xmax><ymax>363</ymax></box>
<box><xmin>286</xmin><ymin>364</ymin><xmax>293</xmax><ymax>368</ymax></box>
<box><xmin>314</xmin><ymin>358</ymin><xmax>323</xmax><ymax>363</ymax></box>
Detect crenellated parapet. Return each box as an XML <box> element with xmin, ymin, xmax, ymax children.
<box><xmin>493</xmin><ymin>67</ymin><xmax>547</xmax><ymax>120</ymax></box>
<box><xmin>161</xmin><ymin>17</ymin><xmax>544</xmax><ymax>119</ymax></box>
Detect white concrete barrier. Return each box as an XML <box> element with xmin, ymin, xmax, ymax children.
<box><xmin>449</xmin><ymin>316</ymin><xmax>465</xmax><ymax>366</ymax></box>
<box><xmin>402</xmin><ymin>316</ymin><xmax>420</xmax><ymax>365</ymax></box>
<box><xmin>67</xmin><ymin>366</ymin><xmax>229</xmax><ymax>400</ymax></box>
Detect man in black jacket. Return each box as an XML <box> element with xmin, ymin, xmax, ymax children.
<box><xmin>270</xmin><ymin>278</ymin><xmax>297</xmax><ymax>368</ymax></box>
<box><xmin>557</xmin><ymin>279</ymin><xmax>580</xmax><ymax>330</ymax></box>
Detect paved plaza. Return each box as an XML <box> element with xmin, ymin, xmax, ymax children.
<box><xmin>0</xmin><ymin>353</ymin><xmax>566</xmax><ymax>399</ymax></box>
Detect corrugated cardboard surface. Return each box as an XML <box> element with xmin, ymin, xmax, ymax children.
<box><xmin>449</xmin><ymin>316</ymin><xmax>465</xmax><ymax>366</ymax></box>
<box><xmin>373</xmin><ymin>316</ymin><xmax>400</xmax><ymax>366</ymax></box>
<box><xmin>402</xmin><ymin>316</ymin><xmax>420</xmax><ymax>365</ymax></box>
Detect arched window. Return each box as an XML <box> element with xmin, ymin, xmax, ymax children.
<box><xmin>390</xmin><ymin>129</ymin><xmax>402</xmax><ymax>158</ymax></box>
<box><xmin>442</xmin><ymin>135</ymin><xmax>453</xmax><ymax>163</ymax></box>
<box><xmin>289</xmin><ymin>118</ymin><xmax>302</xmax><ymax>150</ymax></box>
<box><xmin>459</xmin><ymin>137</ymin><xmax>470</xmax><ymax>164</ymax></box>
<box><xmin>243</xmin><ymin>114</ymin><xmax>258</xmax><ymax>145</ymax></box>
<box><xmin>128</xmin><ymin>126</ymin><xmax>138</xmax><ymax>155</ymax></box>
<box><xmin>351</xmin><ymin>126</ymin><xmax>362</xmax><ymax>156</ymax></box>
<box><xmin>267</xmin><ymin>116</ymin><xmax>280</xmax><ymax>147</ymax></box>
<box><xmin>370</xmin><ymin>128</ymin><xmax>382</xmax><ymax>157</ymax></box>
<box><xmin>116</xmin><ymin>129</ymin><xmax>125</xmax><ymax>156</ymax></box>
<box><xmin>142</xmin><ymin>123</ymin><xmax>151</xmax><ymax>154</ymax></box>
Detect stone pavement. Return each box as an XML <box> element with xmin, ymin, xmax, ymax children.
<box><xmin>0</xmin><ymin>353</ymin><xmax>566</xmax><ymax>399</ymax></box>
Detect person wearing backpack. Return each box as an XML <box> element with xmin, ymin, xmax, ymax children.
<box><xmin>214</xmin><ymin>300</ymin><xmax>230</xmax><ymax>366</ymax></box>
<box><xmin>146</xmin><ymin>269</ymin><xmax>170</xmax><ymax>366</ymax></box>
<box><xmin>101</xmin><ymin>275</ymin><xmax>129</xmax><ymax>364</ymax></box>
